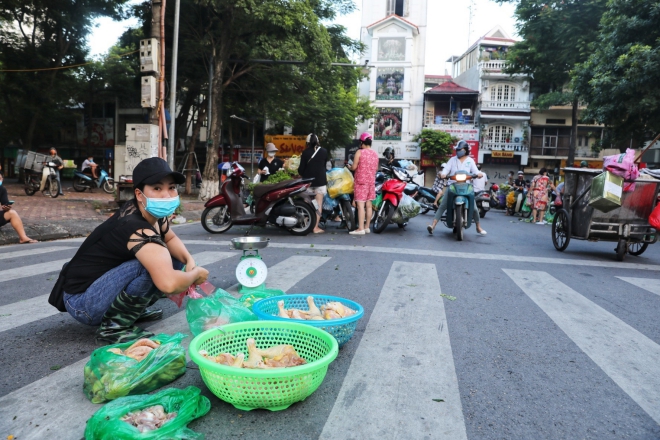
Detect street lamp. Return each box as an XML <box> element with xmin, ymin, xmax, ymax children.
<box><xmin>230</xmin><ymin>115</ymin><xmax>256</xmax><ymax>177</ymax></box>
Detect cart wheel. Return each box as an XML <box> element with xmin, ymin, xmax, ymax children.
<box><xmin>627</xmin><ymin>241</ymin><xmax>648</xmax><ymax>256</ymax></box>
<box><xmin>616</xmin><ymin>239</ymin><xmax>627</xmax><ymax>261</ymax></box>
<box><xmin>552</xmin><ymin>209</ymin><xmax>571</xmax><ymax>251</ymax></box>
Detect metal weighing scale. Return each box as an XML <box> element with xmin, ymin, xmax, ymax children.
<box><xmin>231</xmin><ymin>237</ymin><xmax>271</xmax><ymax>295</ymax></box>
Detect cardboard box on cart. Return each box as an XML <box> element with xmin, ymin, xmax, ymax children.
<box><xmin>588</xmin><ymin>171</ymin><xmax>624</xmax><ymax>213</ymax></box>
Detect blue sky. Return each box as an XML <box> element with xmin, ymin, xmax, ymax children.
<box><xmin>87</xmin><ymin>0</ymin><xmax>517</xmax><ymax>75</ymax></box>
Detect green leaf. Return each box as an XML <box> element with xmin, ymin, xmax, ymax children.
<box><xmin>440</xmin><ymin>294</ymin><xmax>456</xmax><ymax>301</ymax></box>
<box><xmin>432</xmin><ymin>398</ymin><xmax>445</xmax><ymax>402</ymax></box>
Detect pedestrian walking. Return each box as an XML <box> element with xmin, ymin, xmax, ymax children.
<box><xmin>60</xmin><ymin>158</ymin><xmax>209</xmax><ymax>344</ymax></box>
<box><xmin>347</xmin><ymin>132</ymin><xmax>378</xmax><ymax>235</ymax></box>
<box><xmin>527</xmin><ymin>167</ymin><xmax>555</xmax><ymax>224</ymax></box>
<box><xmin>298</xmin><ymin>133</ymin><xmax>328</xmax><ymax>234</ymax></box>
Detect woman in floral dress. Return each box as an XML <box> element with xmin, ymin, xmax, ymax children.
<box><xmin>348</xmin><ymin>133</ymin><xmax>379</xmax><ymax>235</ymax></box>
<box><xmin>527</xmin><ymin>167</ymin><xmax>555</xmax><ymax>224</ymax></box>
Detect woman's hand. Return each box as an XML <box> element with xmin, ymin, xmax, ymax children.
<box><xmin>192</xmin><ymin>267</ymin><xmax>209</xmax><ymax>285</ymax></box>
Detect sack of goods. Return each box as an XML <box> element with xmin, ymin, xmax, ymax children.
<box><xmin>83</xmin><ymin>333</ymin><xmax>187</xmax><ymax>404</ymax></box>
<box><xmin>327</xmin><ymin>167</ymin><xmax>354</xmax><ymax>198</ymax></box>
<box><xmin>186</xmin><ymin>288</ymin><xmax>257</xmax><ymax>337</ymax></box>
<box><xmin>286</xmin><ymin>155</ymin><xmax>301</xmax><ymax>173</ymax></box>
<box><xmin>84</xmin><ymin>386</ymin><xmax>211</xmax><ymax>439</ymax></box>
<box><xmin>602</xmin><ymin>148</ymin><xmax>639</xmax><ymax>192</ymax></box>
<box><xmin>391</xmin><ymin>193</ymin><xmax>421</xmax><ymax>224</ymax></box>
<box><xmin>588</xmin><ymin>171</ymin><xmax>624</xmax><ymax>213</ymax></box>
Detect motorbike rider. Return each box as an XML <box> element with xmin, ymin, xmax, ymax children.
<box><xmin>40</xmin><ymin>147</ymin><xmax>64</xmax><ymax>196</ymax></box>
<box><xmin>513</xmin><ymin>171</ymin><xmax>526</xmax><ymax>192</ymax></box>
<box><xmin>427</xmin><ymin>141</ymin><xmax>487</xmax><ymax>236</ymax></box>
<box><xmin>473</xmin><ymin>164</ymin><xmax>488</xmax><ymax>193</ymax></box>
<box><xmin>82</xmin><ymin>155</ymin><xmax>99</xmax><ymax>180</ymax></box>
<box><xmin>383</xmin><ymin>147</ymin><xmax>402</xmax><ymax>169</ymax></box>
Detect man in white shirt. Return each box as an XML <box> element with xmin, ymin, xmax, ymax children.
<box><xmin>82</xmin><ymin>155</ymin><xmax>99</xmax><ymax>179</ymax></box>
<box><xmin>472</xmin><ymin>164</ymin><xmax>488</xmax><ymax>193</ymax></box>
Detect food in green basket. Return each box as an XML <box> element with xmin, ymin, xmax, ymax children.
<box><xmin>121</xmin><ymin>405</ymin><xmax>177</xmax><ymax>433</ymax></box>
<box><xmin>276</xmin><ymin>297</ymin><xmax>356</xmax><ymax>321</ymax></box>
<box><xmin>199</xmin><ymin>338</ymin><xmax>306</xmax><ymax>369</ymax></box>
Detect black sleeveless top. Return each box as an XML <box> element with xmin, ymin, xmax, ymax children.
<box><xmin>63</xmin><ymin>202</ymin><xmax>169</xmax><ymax>295</ymax></box>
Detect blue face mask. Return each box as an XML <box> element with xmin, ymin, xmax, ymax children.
<box><xmin>139</xmin><ymin>191</ymin><xmax>180</xmax><ymax>219</ymax></box>
<box><xmin>456</xmin><ymin>149</ymin><xmax>467</xmax><ymax>158</ymax></box>
<box><xmin>0</xmin><ymin>181</ymin><xmax>3</xmax><ymax>186</ymax></box>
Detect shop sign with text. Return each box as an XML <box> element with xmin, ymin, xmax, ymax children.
<box><xmin>264</xmin><ymin>135</ymin><xmax>307</xmax><ymax>157</ymax></box>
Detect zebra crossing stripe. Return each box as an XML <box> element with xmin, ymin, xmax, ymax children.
<box><xmin>617</xmin><ymin>277</ymin><xmax>660</xmax><ymax>297</ymax></box>
<box><xmin>504</xmin><ymin>269</ymin><xmax>660</xmax><ymax>425</ymax></box>
<box><xmin>0</xmin><ymin>246</ymin><xmax>75</xmax><ymax>260</ymax></box>
<box><xmin>320</xmin><ymin>261</ymin><xmax>468</xmax><ymax>440</ymax></box>
<box><xmin>0</xmin><ymin>256</ymin><xmax>331</xmax><ymax>439</ymax></box>
<box><xmin>0</xmin><ymin>259</ymin><xmax>71</xmax><ymax>283</ymax></box>
<box><xmin>0</xmin><ymin>252</ymin><xmax>234</xmax><ymax>334</ymax></box>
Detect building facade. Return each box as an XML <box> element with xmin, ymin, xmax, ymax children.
<box><xmin>452</xmin><ymin>26</ymin><xmax>531</xmax><ymax>180</ymax></box>
<box><xmin>357</xmin><ymin>0</ymin><xmax>428</xmax><ymax>160</ymax></box>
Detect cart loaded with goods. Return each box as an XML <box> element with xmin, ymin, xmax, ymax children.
<box><xmin>552</xmin><ymin>148</ymin><xmax>660</xmax><ymax>261</ymax></box>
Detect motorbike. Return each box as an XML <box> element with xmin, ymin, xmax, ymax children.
<box><xmin>319</xmin><ymin>166</ymin><xmax>356</xmax><ymax>231</ymax></box>
<box><xmin>72</xmin><ymin>168</ymin><xmax>115</xmax><ymax>194</ymax></box>
<box><xmin>475</xmin><ymin>190</ymin><xmax>490</xmax><ymax>218</ymax></box>
<box><xmin>443</xmin><ymin>172</ymin><xmax>476</xmax><ymax>241</ymax></box>
<box><xmin>489</xmin><ymin>183</ymin><xmax>505</xmax><ymax>209</ymax></box>
<box><xmin>24</xmin><ymin>162</ymin><xmax>60</xmax><ymax>198</ymax></box>
<box><xmin>201</xmin><ymin>162</ymin><xmax>317</xmax><ymax>236</ymax></box>
<box><xmin>381</xmin><ymin>165</ymin><xmax>420</xmax><ymax>198</ymax></box>
<box><xmin>506</xmin><ymin>188</ymin><xmax>531</xmax><ymax>217</ymax></box>
<box><xmin>372</xmin><ymin>175</ymin><xmax>407</xmax><ymax>233</ymax></box>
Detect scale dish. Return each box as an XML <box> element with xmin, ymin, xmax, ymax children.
<box><xmin>230</xmin><ymin>237</ymin><xmax>270</xmax><ymax>250</ymax></box>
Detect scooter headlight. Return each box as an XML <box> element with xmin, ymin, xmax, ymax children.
<box><xmin>455</xmin><ymin>173</ymin><xmax>467</xmax><ymax>182</ymax></box>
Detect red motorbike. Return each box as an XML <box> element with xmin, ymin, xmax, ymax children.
<box><xmin>372</xmin><ymin>176</ymin><xmax>407</xmax><ymax>233</ymax></box>
<box><xmin>201</xmin><ymin>162</ymin><xmax>317</xmax><ymax>236</ymax></box>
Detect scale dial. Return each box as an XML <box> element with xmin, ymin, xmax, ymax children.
<box><xmin>235</xmin><ymin>257</ymin><xmax>268</xmax><ymax>288</ymax></box>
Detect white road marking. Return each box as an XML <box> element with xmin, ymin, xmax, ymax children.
<box><xmin>320</xmin><ymin>261</ymin><xmax>467</xmax><ymax>440</ymax></box>
<box><xmin>0</xmin><ymin>252</ymin><xmax>234</xmax><ymax>334</ymax></box>
<box><xmin>0</xmin><ymin>256</ymin><xmax>331</xmax><ymax>439</ymax></box>
<box><xmin>0</xmin><ymin>246</ymin><xmax>74</xmax><ymax>260</ymax></box>
<box><xmin>617</xmin><ymin>277</ymin><xmax>660</xmax><ymax>297</ymax></box>
<box><xmin>180</xmin><ymin>239</ymin><xmax>660</xmax><ymax>271</ymax></box>
<box><xmin>0</xmin><ymin>258</ymin><xmax>71</xmax><ymax>282</ymax></box>
<box><xmin>504</xmin><ymin>269</ymin><xmax>660</xmax><ymax>425</ymax></box>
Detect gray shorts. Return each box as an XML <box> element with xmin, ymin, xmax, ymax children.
<box><xmin>307</xmin><ymin>185</ymin><xmax>327</xmax><ymax>196</ymax></box>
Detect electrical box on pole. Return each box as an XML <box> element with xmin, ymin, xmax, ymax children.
<box><xmin>141</xmin><ymin>76</ymin><xmax>157</xmax><ymax>108</ymax></box>
<box><xmin>140</xmin><ymin>38</ymin><xmax>160</xmax><ymax>74</ymax></box>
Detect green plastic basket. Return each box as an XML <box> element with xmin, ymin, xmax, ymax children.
<box><xmin>189</xmin><ymin>321</ymin><xmax>339</xmax><ymax>411</ymax></box>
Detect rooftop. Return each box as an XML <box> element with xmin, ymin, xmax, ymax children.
<box><xmin>425</xmin><ymin>81</ymin><xmax>479</xmax><ymax>95</ymax></box>
<box><xmin>366</xmin><ymin>14</ymin><xmax>419</xmax><ymax>34</ymax></box>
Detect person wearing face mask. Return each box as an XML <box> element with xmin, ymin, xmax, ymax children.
<box><xmin>257</xmin><ymin>143</ymin><xmax>285</xmax><ymax>182</ymax></box>
<box><xmin>59</xmin><ymin>158</ymin><xmax>209</xmax><ymax>344</ymax></box>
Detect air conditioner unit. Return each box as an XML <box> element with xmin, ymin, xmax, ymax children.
<box><xmin>461</xmin><ymin>109</ymin><xmax>472</xmax><ymax>116</ymax></box>
<box><xmin>139</xmin><ymin>38</ymin><xmax>159</xmax><ymax>74</ymax></box>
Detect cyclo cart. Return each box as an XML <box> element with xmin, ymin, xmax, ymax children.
<box><xmin>552</xmin><ymin>167</ymin><xmax>660</xmax><ymax>261</ymax></box>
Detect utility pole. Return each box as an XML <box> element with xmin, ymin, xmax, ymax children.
<box><xmin>167</xmin><ymin>0</ymin><xmax>181</xmax><ymax>169</ymax></box>
<box><xmin>150</xmin><ymin>0</ymin><xmax>161</xmax><ymax>129</ymax></box>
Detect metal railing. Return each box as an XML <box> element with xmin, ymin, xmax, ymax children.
<box><xmin>479</xmin><ymin>60</ymin><xmax>507</xmax><ymax>71</ymax></box>
<box><xmin>424</xmin><ymin>114</ymin><xmax>476</xmax><ymax>125</ymax></box>
<box><xmin>480</xmin><ymin>100</ymin><xmax>531</xmax><ymax>110</ymax></box>
<box><xmin>483</xmin><ymin>142</ymin><xmax>529</xmax><ymax>152</ymax></box>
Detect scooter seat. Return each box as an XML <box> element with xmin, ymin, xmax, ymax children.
<box><xmin>253</xmin><ymin>179</ymin><xmax>302</xmax><ymax>200</ymax></box>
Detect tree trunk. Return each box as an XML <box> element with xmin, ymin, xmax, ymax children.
<box><xmin>185</xmin><ymin>100</ymin><xmax>206</xmax><ymax>194</ymax></box>
<box><xmin>567</xmin><ymin>97</ymin><xmax>579</xmax><ymax>167</ymax></box>
<box><xmin>198</xmin><ymin>58</ymin><xmax>223</xmax><ymax>201</ymax></box>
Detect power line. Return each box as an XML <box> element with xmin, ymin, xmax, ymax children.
<box><xmin>0</xmin><ymin>49</ymin><xmax>140</xmax><ymax>73</ymax></box>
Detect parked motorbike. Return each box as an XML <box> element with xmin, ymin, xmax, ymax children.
<box><xmin>24</xmin><ymin>162</ymin><xmax>59</xmax><ymax>198</ymax></box>
<box><xmin>381</xmin><ymin>165</ymin><xmax>420</xmax><ymax>198</ymax></box>
<box><xmin>444</xmin><ymin>172</ymin><xmax>476</xmax><ymax>241</ymax></box>
<box><xmin>475</xmin><ymin>190</ymin><xmax>490</xmax><ymax>218</ymax></box>
<box><xmin>72</xmin><ymin>168</ymin><xmax>115</xmax><ymax>194</ymax></box>
<box><xmin>201</xmin><ymin>162</ymin><xmax>317</xmax><ymax>236</ymax></box>
<box><xmin>489</xmin><ymin>183</ymin><xmax>505</xmax><ymax>209</ymax></box>
<box><xmin>506</xmin><ymin>189</ymin><xmax>531</xmax><ymax>218</ymax></box>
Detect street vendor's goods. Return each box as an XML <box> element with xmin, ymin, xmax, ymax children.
<box><xmin>391</xmin><ymin>193</ymin><xmax>421</xmax><ymax>224</ymax></box>
<box><xmin>120</xmin><ymin>405</ymin><xmax>177</xmax><ymax>433</ymax></box>
<box><xmin>286</xmin><ymin>155</ymin><xmax>301</xmax><ymax>173</ymax></box>
<box><xmin>276</xmin><ymin>297</ymin><xmax>356</xmax><ymax>320</ymax></box>
<box><xmin>199</xmin><ymin>338</ymin><xmax>307</xmax><ymax>369</ymax></box>
<box><xmin>327</xmin><ymin>167</ymin><xmax>354</xmax><ymax>198</ymax></box>
<box><xmin>83</xmin><ymin>333</ymin><xmax>187</xmax><ymax>404</ymax></box>
<box><xmin>186</xmin><ymin>288</ymin><xmax>257</xmax><ymax>336</ymax></box>
<box><xmin>589</xmin><ymin>171</ymin><xmax>624</xmax><ymax>213</ymax></box>
<box><xmin>85</xmin><ymin>386</ymin><xmax>211</xmax><ymax>440</ymax></box>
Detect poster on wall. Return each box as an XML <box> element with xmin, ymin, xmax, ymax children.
<box><xmin>374</xmin><ymin>108</ymin><xmax>402</xmax><ymax>141</ymax></box>
<box><xmin>376</xmin><ymin>68</ymin><xmax>404</xmax><ymax>100</ymax></box>
<box><xmin>378</xmin><ymin>37</ymin><xmax>406</xmax><ymax>61</ymax></box>
<box><xmin>76</xmin><ymin>117</ymin><xmax>115</xmax><ymax>147</ymax></box>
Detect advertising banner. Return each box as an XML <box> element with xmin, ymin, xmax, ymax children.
<box><xmin>264</xmin><ymin>135</ymin><xmax>307</xmax><ymax>157</ymax></box>
<box><xmin>491</xmin><ymin>150</ymin><xmax>515</xmax><ymax>158</ymax></box>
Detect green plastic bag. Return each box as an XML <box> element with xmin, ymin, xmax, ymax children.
<box><xmin>544</xmin><ymin>210</ymin><xmax>555</xmax><ymax>223</ymax></box>
<box><xmin>186</xmin><ymin>288</ymin><xmax>257</xmax><ymax>336</ymax></box>
<box><xmin>372</xmin><ymin>193</ymin><xmax>383</xmax><ymax>210</ymax></box>
<box><xmin>83</xmin><ymin>333</ymin><xmax>187</xmax><ymax>404</ymax></box>
<box><xmin>239</xmin><ymin>289</ymin><xmax>285</xmax><ymax>310</ymax></box>
<box><xmin>521</xmin><ymin>202</ymin><xmax>531</xmax><ymax>214</ymax></box>
<box><xmin>84</xmin><ymin>386</ymin><xmax>211</xmax><ymax>440</ymax></box>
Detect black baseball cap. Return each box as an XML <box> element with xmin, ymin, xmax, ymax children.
<box><xmin>132</xmin><ymin>157</ymin><xmax>185</xmax><ymax>188</ymax></box>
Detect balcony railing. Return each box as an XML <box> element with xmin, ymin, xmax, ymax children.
<box><xmin>479</xmin><ymin>60</ymin><xmax>507</xmax><ymax>71</ymax></box>
<box><xmin>530</xmin><ymin>147</ymin><xmax>600</xmax><ymax>158</ymax></box>
<box><xmin>483</xmin><ymin>142</ymin><xmax>529</xmax><ymax>152</ymax></box>
<box><xmin>480</xmin><ymin>100</ymin><xmax>531</xmax><ymax>110</ymax></box>
<box><xmin>424</xmin><ymin>114</ymin><xmax>476</xmax><ymax>126</ymax></box>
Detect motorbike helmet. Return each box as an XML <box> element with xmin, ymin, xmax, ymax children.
<box><xmin>359</xmin><ymin>132</ymin><xmax>372</xmax><ymax>142</ymax></box>
<box><xmin>492</xmin><ymin>183</ymin><xmax>499</xmax><ymax>191</ymax></box>
<box><xmin>383</xmin><ymin>147</ymin><xmax>394</xmax><ymax>160</ymax></box>
<box><xmin>580</xmin><ymin>160</ymin><xmax>588</xmax><ymax>168</ymax></box>
<box><xmin>454</xmin><ymin>141</ymin><xmax>470</xmax><ymax>157</ymax></box>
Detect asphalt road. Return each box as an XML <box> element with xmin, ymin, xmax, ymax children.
<box><xmin>1</xmin><ymin>208</ymin><xmax>659</xmax><ymax>439</ymax></box>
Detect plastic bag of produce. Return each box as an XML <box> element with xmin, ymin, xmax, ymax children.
<box><xmin>83</xmin><ymin>334</ymin><xmax>187</xmax><ymax>404</ymax></box>
<box><xmin>397</xmin><ymin>193</ymin><xmax>421</xmax><ymax>220</ymax></box>
<box><xmin>186</xmin><ymin>288</ymin><xmax>257</xmax><ymax>336</ymax></box>
<box><xmin>84</xmin><ymin>386</ymin><xmax>211</xmax><ymax>440</ymax></box>
<box><xmin>286</xmin><ymin>155</ymin><xmax>301</xmax><ymax>173</ymax></box>
<box><xmin>372</xmin><ymin>193</ymin><xmax>383</xmax><ymax>210</ymax></box>
<box><xmin>323</xmin><ymin>193</ymin><xmax>338</xmax><ymax>211</ymax></box>
<box><xmin>239</xmin><ymin>289</ymin><xmax>285</xmax><ymax>310</ymax></box>
<box><xmin>327</xmin><ymin>167</ymin><xmax>354</xmax><ymax>198</ymax></box>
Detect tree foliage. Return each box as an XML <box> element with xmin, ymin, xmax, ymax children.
<box><xmin>413</xmin><ymin>129</ymin><xmax>455</xmax><ymax>165</ymax></box>
<box><xmin>573</xmin><ymin>0</ymin><xmax>660</xmax><ymax>142</ymax></box>
<box><xmin>0</xmin><ymin>0</ymin><xmax>130</xmax><ymax>147</ymax></box>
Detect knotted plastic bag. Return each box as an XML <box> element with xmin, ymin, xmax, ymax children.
<box><xmin>83</xmin><ymin>333</ymin><xmax>187</xmax><ymax>404</ymax></box>
<box><xmin>84</xmin><ymin>386</ymin><xmax>211</xmax><ymax>440</ymax></box>
<box><xmin>603</xmin><ymin>148</ymin><xmax>639</xmax><ymax>191</ymax></box>
<box><xmin>286</xmin><ymin>155</ymin><xmax>301</xmax><ymax>173</ymax></box>
<box><xmin>186</xmin><ymin>288</ymin><xmax>257</xmax><ymax>336</ymax></box>
<box><xmin>649</xmin><ymin>203</ymin><xmax>660</xmax><ymax>229</ymax></box>
<box><xmin>327</xmin><ymin>167</ymin><xmax>354</xmax><ymax>198</ymax></box>
<box><xmin>391</xmin><ymin>194</ymin><xmax>421</xmax><ymax>224</ymax></box>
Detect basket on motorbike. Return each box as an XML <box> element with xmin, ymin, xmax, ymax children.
<box><xmin>188</xmin><ymin>321</ymin><xmax>339</xmax><ymax>411</ymax></box>
<box><xmin>252</xmin><ymin>294</ymin><xmax>364</xmax><ymax>347</ymax></box>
